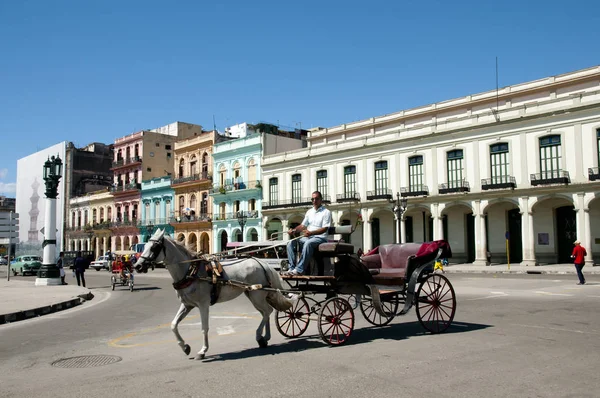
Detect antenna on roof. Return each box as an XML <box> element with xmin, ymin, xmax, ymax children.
<box><xmin>213</xmin><ymin>115</ymin><xmax>217</xmax><ymax>132</ymax></box>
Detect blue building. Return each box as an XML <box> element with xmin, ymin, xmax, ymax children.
<box><xmin>210</xmin><ymin>123</ymin><xmax>306</xmax><ymax>252</ymax></box>
<box><xmin>140</xmin><ymin>176</ymin><xmax>175</xmax><ymax>241</ymax></box>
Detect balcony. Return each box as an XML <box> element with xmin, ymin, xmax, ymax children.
<box><xmin>400</xmin><ymin>185</ymin><xmax>429</xmax><ymax>197</ymax></box>
<box><xmin>366</xmin><ymin>189</ymin><xmax>393</xmax><ymax>201</ymax></box>
<box><xmin>210</xmin><ymin>179</ymin><xmax>262</xmax><ymax>194</ymax></box>
<box><xmin>589</xmin><ymin>167</ymin><xmax>600</xmax><ymax>181</ymax></box>
<box><xmin>110</xmin><ymin>182</ymin><xmax>142</xmax><ymax>194</ymax></box>
<box><xmin>111</xmin><ymin>156</ymin><xmax>142</xmax><ymax>170</ymax></box>
<box><xmin>170</xmin><ymin>213</ymin><xmax>212</xmax><ymax>223</ymax></box>
<box><xmin>481</xmin><ymin>176</ymin><xmax>516</xmax><ymax>190</ymax></box>
<box><xmin>110</xmin><ymin>218</ymin><xmax>140</xmax><ymax>228</ymax></box>
<box><xmin>262</xmin><ymin>195</ymin><xmax>332</xmax><ymax>210</ymax></box>
<box><xmin>212</xmin><ymin>210</ymin><xmax>260</xmax><ymax>222</ymax></box>
<box><xmin>439</xmin><ymin>180</ymin><xmax>470</xmax><ymax>194</ymax></box>
<box><xmin>172</xmin><ymin>171</ymin><xmax>211</xmax><ymax>186</ymax></box>
<box><xmin>530</xmin><ymin>170</ymin><xmax>570</xmax><ymax>186</ymax></box>
<box><xmin>336</xmin><ymin>192</ymin><xmax>360</xmax><ymax>203</ymax></box>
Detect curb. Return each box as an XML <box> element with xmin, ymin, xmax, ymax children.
<box><xmin>0</xmin><ymin>292</ymin><xmax>95</xmax><ymax>325</ymax></box>
<box><xmin>444</xmin><ymin>269</ymin><xmax>591</xmax><ymax>275</ymax></box>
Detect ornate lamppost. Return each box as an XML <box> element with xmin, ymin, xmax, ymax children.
<box><xmin>35</xmin><ymin>155</ymin><xmax>63</xmax><ymax>286</ymax></box>
<box><xmin>237</xmin><ymin>210</ymin><xmax>247</xmax><ymax>242</ymax></box>
<box><xmin>388</xmin><ymin>192</ymin><xmax>408</xmax><ymax>244</ymax></box>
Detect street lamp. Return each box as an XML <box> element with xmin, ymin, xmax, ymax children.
<box><xmin>36</xmin><ymin>155</ymin><xmax>63</xmax><ymax>286</ymax></box>
<box><xmin>237</xmin><ymin>210</ymin><xmax>247</xmax><ymax>242</ymax></box>
<box><xmin>388</xmin><ymin>192</ymin><xmax>408</xmax><ymax>244</ymax></box>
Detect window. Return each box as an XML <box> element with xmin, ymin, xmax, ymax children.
<box><xmin>155</xmin><ymin>142</ymin><xmax>160</xmax><ymax>147</ymax></box>
<box><xmin>269</xmin><ymin>178</ymin><xmax>278</xmax><ymax>205</ymax></box>
<box><xmin>249</xmin><ymin>198</ymin><xmax>256</xmax><ymax>211</ymax></box>
<box><xmin>316</xmin><ymin>170</ymin><xmax>328</xmax><ymax>198</ymax></box>
<box><xmin>291</xmin><ymin>174</ymin><xmax>302</xmax><ymax>203</ymax></box>
<box><xmin>190</xmin><ymin>194</ymin><xmax>197</xmax><ymax>211</ymax></box>
<box><xmin>167</xmin><ymin>152</ymin><xmax>171</xmax><ymax>159</ymax></box>
<box><xmin>179</xmin><ymin>196</ymin><xmax>185</xmax><ymax>216</ymax></box>
<box><xmin>374</xmin><ymin>161</ymin><xmax>388</xmax><ymax>195</ymax></box>
<box><xmin>190</xmin><ymin>156</ymin><xmax>197</xmax><ymax>175</ymax></box>
<box><xmin>344</xmin><ymin>166</ymin><xmax>357</xmax><ymax>197</ymax></box>
<box><xmin>597</xmin><ymin>129</ymin><xmax>600</xmax><ymax>167</ymax></box>
<box><xmin>165</xmin><ymin>144</ymin><xmax>172</xmax><ymax>150</ymax></box>
<box><xmin>219</xmin><ymin>202</ymin><xmax>226</xmax><ymax>218</ymax></box>
<box><xmin>409</xmin><ymin>156</ymin><xmax>424</xmax><ymax>192</ymax></box>
<box><xmin>234</xmin><ymin>200</ymin><xmax>240</xmax><ymax>213</ymax></box>
<box><xmin>146</xmin><ymin>167</ymin><xmax>152</xmax><ymax>172</ymax></box>
<box><xmin>178</xmin><ymin>158</ymin><xmax>185</xmax><ymax>178</ymax></box>
<box><xmin>539</xmin><ymin>135</ymin><xmax>561</xmax><ymax>178</ymax></box>
<box><xmin>446</xmin><ymin>150</ymin><xmax>464</xmax><ymax>188</ymax></box>
<box><xmin>202</xmin><ymin>152</ymin><xmax>209</xmax><ymax>174</ymax></box>
<box><xmin>490</xmin><ymin>143</ymin><xmax>509</xmax><ymax>183</ymax></box>
<box><xmin>149</xmin><ymin>152</ymin><xmax>154</xmax><ymax>157</ymax></box>
<box><xmin>200</xmin><ymin>193</ymin><xmax>208</xmax><ymax>215</ymax></box>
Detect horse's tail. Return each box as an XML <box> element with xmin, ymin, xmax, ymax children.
<box><xmin>262</xmin><ymin>265</ymin><xmax>293</xmax><ymax>311</ymax></box>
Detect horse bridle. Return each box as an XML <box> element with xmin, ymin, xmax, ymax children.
<box><xmin>138</xmin><ymin>236</ymin><xmax>166</xmax><ymax>267</ymax></box>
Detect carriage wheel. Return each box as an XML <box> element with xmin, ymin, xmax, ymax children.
<box><xmin>317</xmin><ymin>297</ymin><xmax>354</xmax><ymax>346</ymax></box>
<box><xmin>111</xmin><ymin>275</ymin><xmax>116</xmax><ymax>291</ymax></box>
<box><xmin>416</xmin><ymin>274</ymin><xmax>456</xmax><ymax>334</ymax></box>
<box><xmin>275</xmin><ymin>297</ymin><xmax>310</xmax><ymax>338</ymax></box>
<box><xmin>360</xmin><ymin>293</ymin><xmax>399</xmax><ymax>327</ymax></box>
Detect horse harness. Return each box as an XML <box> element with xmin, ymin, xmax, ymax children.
<box><xmin>172</xmin><ymin>258</ymin><xmax>224</xmax><ymax>305</ymax></box>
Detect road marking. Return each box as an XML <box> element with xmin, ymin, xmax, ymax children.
<box><xmin>534</xmin><ymin>291</ymin><xmax>573</xmax><ymax>296</ymax></box>
<box><xmin>465</xmin><ymin>292</ymin><xmax>508</xmax><ymax>301</ymax></box>
<box><xmin>587</xmin><ymin>295</ymin><xmax>600</xmax><ymax>298</ymax></box>
<box><xmin>511</xmin><ymin>323</ymin><xmax>600</xmax><ymax>335</ymax></box>
<box><xmin>108</xmin><ymin>311</ymin><xmax>257</xmax><ymax>348</ymax></box>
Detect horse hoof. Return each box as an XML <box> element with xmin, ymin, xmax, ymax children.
<box><xmin>258</xmin><ymin>337</ymin><xmax>268</xmax><ymax>348</ymax></box>
<box><xmin>183</xmin><ymin>344</ymin><xmax>191</xmax><ymax>355</ymax></box>
<box><xmin>195</xmin><ymin>353</ymin><xmax>205</xmax><ymax>360</ymax></box>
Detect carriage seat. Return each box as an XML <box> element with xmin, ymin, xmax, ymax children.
<box><xmin>317</xmin><ymin>225</ymin><xmax>355</xmax><ymax>256</ymax></box>
<box><xmin>370</xmin><ymin>243</ymin><xmax>423</xmax><ymax>281</ymax></box>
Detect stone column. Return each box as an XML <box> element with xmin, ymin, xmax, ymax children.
<box><xmin>519</xmin><ymin>197</ymin><xmax>536</xmax><ymax>266</ymax></box>
<box><xmin>281</xmin><ymin>219</ymin><xmax>289</xmax><ymax>241</ymax></box>
<box><xmin>400</xmin><ymin>216</ymin><xmax>406</xmax><ymax>244</ymax></box>
<box><xmin>363</xmin><ymin>217</ymin><xmax>372</xmax><ymax>252</ymax></box>
<box><xmin>584</xmin><ymin>208</ymin><xmax>593</xmax><ymax>265</ymax></box>
<box><xmin>473</xmin><ymin>200</ymin><xmax>487</xmax><ymax>265</ymax></box>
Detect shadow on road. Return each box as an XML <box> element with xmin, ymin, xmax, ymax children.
<box><xmin>201</xmin><ymin>320</ymin><xmax>491</xmax><ymax>362</ymax></box>
<box><xmin>87</xmin><ymin>284</ymin><xmax>162</xmax><ymax>291</ymax></box>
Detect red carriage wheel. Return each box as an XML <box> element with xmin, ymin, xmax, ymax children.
<box><xmin>416</xmin><ymin>274</ymin><xmax>456</xmax><ymax>333</ymax></box>
<box><xmin>275</xmin><ymin>297</ymin><xmax>310</xmax><ymax>338</ymax></box>
<box><xmin>360</xmin><ymin>293</ymin><xmax>399</xmax><ymax>327</ymax></box>
<box><xmin>317</xmin><ymin>297</ymin><xmax>354</xmax><ymax>346</ymax></box>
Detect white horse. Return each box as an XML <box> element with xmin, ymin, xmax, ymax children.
<box><xmin>134</xmin><ymin>229</ymin><xmax>293</xmax><ymax>360</ymax></box>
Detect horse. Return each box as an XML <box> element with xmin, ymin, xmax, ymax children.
<box><xmin>134</xmin><ymin>228</ymin><xmax>293</xmax><ymax>360</ymax></box>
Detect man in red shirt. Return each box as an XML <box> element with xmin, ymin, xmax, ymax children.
<box><xmin>571</xmin><ymin>240</ymin><xmax>587</xmax><ymax>285</ymax></box>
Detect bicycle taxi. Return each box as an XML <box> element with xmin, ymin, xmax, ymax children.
<box><xmin>111</xmin><ymin>250</ymin><xmax>136</xmax><ymax>291</ymax></box>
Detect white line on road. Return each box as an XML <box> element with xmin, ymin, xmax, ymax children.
<box><xmin>465</xmin><ymin>292</ymin><xmax>509</xmax><ymax>301</ymax></box>
<box><xmin>534</xmin><ymin>291</ymin><xmax>573</xmax><ymax>296</ymax></box>
<box><xmin>511</xmin><ymin>323</ymin><xmax>600</xmax><ymax>335</ymax></box>
<box><xmin>216</xmin><ymin>326</ymin><xmax>236</xmax><ymax>335</ymax></box>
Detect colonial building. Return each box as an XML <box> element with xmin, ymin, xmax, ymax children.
<box><xmin>109</xmin><ymin>122</ymin><xmax>202</xmax><ymax>251</ymax></box>
<box><xmin>170</xmin><ymin>130</ymin><xmax>220</xmax><ymax>254</ymax></box>
<box><xmin>211</xmin><ymin>123</ymin><xmax>306</xmax><ymax>252</ymax></box>
<box><xmin>140</xmin><ymin>176</ymin><xmax>174</xmax><ymax>242</ymax></box>
<box><xmin>262</xmin><ymin>65</ymin><xmax>600</xmax><ymax>266</ymax></box>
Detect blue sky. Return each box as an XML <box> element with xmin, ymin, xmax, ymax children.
<box><xmin>1</xmin><ymin>0</ymin><xmax>599</xmax><ymax>197</ymax></box>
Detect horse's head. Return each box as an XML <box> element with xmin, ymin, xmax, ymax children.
<box><xmin>135</xmin><ymin>228</ymin><xmax>166</xmax><ymax>273</ymax></box>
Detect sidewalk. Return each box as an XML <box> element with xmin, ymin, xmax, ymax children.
<box><xmin>0</xmin><ymin>269</ymin><xmax>93</xmax><ymax>325</ymax></box>
<box><xmin>444</xmin><ymin>262</ymin><xmax>600</xmax><ymax>275</ymax></box>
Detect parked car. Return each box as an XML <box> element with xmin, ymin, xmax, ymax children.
<box><xmin>90</xmin><ymin>255</ymin><xmax>113</xmax><ymax>271</ymax></box>
<box><xmin>0</xmin><ymin>257</ymin><xmax>8</xmax><ymax>265</ymax></box>
<box><xmin>10</xmin><ymin>255</ymin><xmax>43</xmax><ymax>276</ymax></box>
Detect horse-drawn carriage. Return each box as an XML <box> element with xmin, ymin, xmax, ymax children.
<box><xmin>134</xmin><ymin>228</ymin><xmax>456</xmax><ymax>359</ymax></box>
<box><xmin>274</xmin><ymin>226</ymin><xmax>456</xmax><ymax>345</ymax></box>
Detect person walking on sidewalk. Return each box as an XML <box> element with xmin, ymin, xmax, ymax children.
<box><xmin>57</xmin><ymin>252</ymin><xmax>67</xmax><ymax>285</ymax></box>
<box><xmin>73</xmin><ymin>251</ymin><xmax>87</xmax><ymax>287</ymax></box>
<box><xmin>571</xmin><ymin>240</ymin><xmax>587</xmax><ymax>285</ymax></box>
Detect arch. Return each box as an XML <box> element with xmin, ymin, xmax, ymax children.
<box><xmin>176</xmin><ymin>233</ymin><xmax>185</xmax><ymax>243</ymax></box>
<box><xmin>201</xmin><ymin>152</ymin><xmax>209</xmax><ymax>173</ymax></box>
<box><xmin>188</xmin><ymin>233</ymin><xmax>198</xmax><ymax>252</ymax></box>
<box><xmin>123</xmin><ymin>236</ymin><xmax>130</xmax><ymax>250</ymax></box>
<box><xmin>178</xmin><ymin>158</ymin><xmax>185</xmax><ymax>178</ymax></box>
<box><xmin>531</xmin><ymin>194</ymin><xmax>573</xmax><ymax>212</ymax></box>
<box><xmin>200</xmin><ymin>232</ymin><xmax>210</xmax><ymax>254</ymax></box>
<box><xmin>190</xmin><ymin>194</ymin><xmax>197</xmax><ymax>211</ymax></box>
<box><xmin>246</xmin><ymin>227</ymin><xmax>259</xmax><ymax>242</ymax></box>
<box><xmin>219</xmin><ymin>230</ymin><xmax>228</xmax><ymax>252</ymax></box>
<box><xmin>440</xmin><ymin>200</ymin><xmax>474</xmax><ymax>214</ymax></box>
<box><xmin>189</xmin><ymin>155</ymin><xmax>198</xmax><ymax>175</ymax></box>
<box><xmin>482</xmin><ymin>198</ymin><xmax>520</xmax><ymax>214</ymax></box>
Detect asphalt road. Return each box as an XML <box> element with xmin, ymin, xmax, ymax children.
<box><xmin>1</xmin><ymin>271</ymin><xmax>599</xmax><ymax>398</ymax></box>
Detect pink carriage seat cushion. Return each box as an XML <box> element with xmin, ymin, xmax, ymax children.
<box><xmin>360</xmin><ymin>254</ymin><xmax>381</xmax><ymax>270</ymax></box>
<box><xmin>375</xmin><ymin>243</ymin><xmax>423</xmax><ymax>279</ymax></box>
<box><xmin>318</xmin><ymin>242</ymin><xmax>355</xmax><ymax>256</ymax></box>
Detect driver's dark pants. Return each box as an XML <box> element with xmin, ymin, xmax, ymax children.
<box><xmin>75</xmin><ymin>270</ymin><xmax>86</xmax><ymax>287</ymax></box>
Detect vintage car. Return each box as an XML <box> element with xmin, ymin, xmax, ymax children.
<box><xmin>90</xmin><ymin>255</ymin><xmax>114</xmax><ymax>271</ymax></box>
<box><xmin>10</xmin><ymin>255</ymin><xmax>43</xmax><ymax>276</ymax></box>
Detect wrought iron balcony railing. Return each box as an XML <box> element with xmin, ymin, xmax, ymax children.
<box><xmin>336</xmin><ymin>192</ymin><xmax>360</xmax><ymax>203</ymax></box>
<box><xmin>366</xmin><ymin>188</ymin><xmax>393</xmax><ymax>201</ymax></box>
<box><xmin>400</xmin><ymin>185</ymin><xmax>429</xmax><ymax>197</ymax></box>
<box><xmin>262</xmin><ymin>195</ymin><xmax>332</xmax><ymax>209</ymax></box>
<box><xmin>172</xmin><ymin>171</ymin><xmax>211</xmax><ymax>185</ymax></box>
<box><xmin>530</xmin><ymin>170</ymin><xmax>570</xmax><ymax>186</ymax></box>
<box><xmin>481</xmin><ymin>176</ymin><xmax>516</xmax><ymax>190</ymax></box>
<box><xmin>439</xmin><ymin>180</ymin><xmax>470</xmax><ymax>194</ymax></box>
<box><xmin>170</xmin><ymin>213</ymin><xmax>212</xmax><ymax>223</ymax></box>
<box><xmin>110</xmin><ymin>182</ymin><xmax>141</xmax><ymax>193</ymax></box>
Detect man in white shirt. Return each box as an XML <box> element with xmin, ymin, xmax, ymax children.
<box><xmin>286</xmin><ymin>191</ymin><xmax>332</xmax><ymax>276</ymax></box>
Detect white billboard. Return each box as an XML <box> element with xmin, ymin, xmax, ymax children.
<box><xmin>16</xmin><ymin>142</ymin><xmax>67</xmax><ymax>256</ymax></box>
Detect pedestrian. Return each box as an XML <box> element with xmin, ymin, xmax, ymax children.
<box><xmin>57</xmin><ymin>251</ymin><xmax>67</xmax><ymax>285</ymax></box>
<box><xmin>285</xmin><ymin>191</ymin><xmax>332</xmax><ymax>276</ymax></box>
<box><xmin>73</xmin><ymin>251</ymin><xmax>87</xmax><ymax>287</ymax></box>
<box><xmin>571</xmin><ymin>240</ymin><xmax>587</xmax><ymax>285</ymax></box>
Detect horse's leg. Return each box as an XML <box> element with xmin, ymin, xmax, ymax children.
<box><xmin>247</xmin><ymin>291</ymin><xmax>273</xmax><ymax>348</ymax></box>
<box><xmin>195</xmin><ymin>301</ymin><xmax>210</xmax><ymax>360</ymax></box>
<box><xmin>171</xmin><ymin>303</ymin><xmax>194</xmax><ymax>356</ymax></box>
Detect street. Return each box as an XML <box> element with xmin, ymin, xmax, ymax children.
<box><xmin>1</xmin><ymin>271</ymin><xmax>600</xmax><ymax>398</ymax></box>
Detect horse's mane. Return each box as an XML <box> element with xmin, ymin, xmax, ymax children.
<box><xmin>166</xmin><ymin>236</ymin><xmax>201</xmax><ymax>259</ymax></box>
